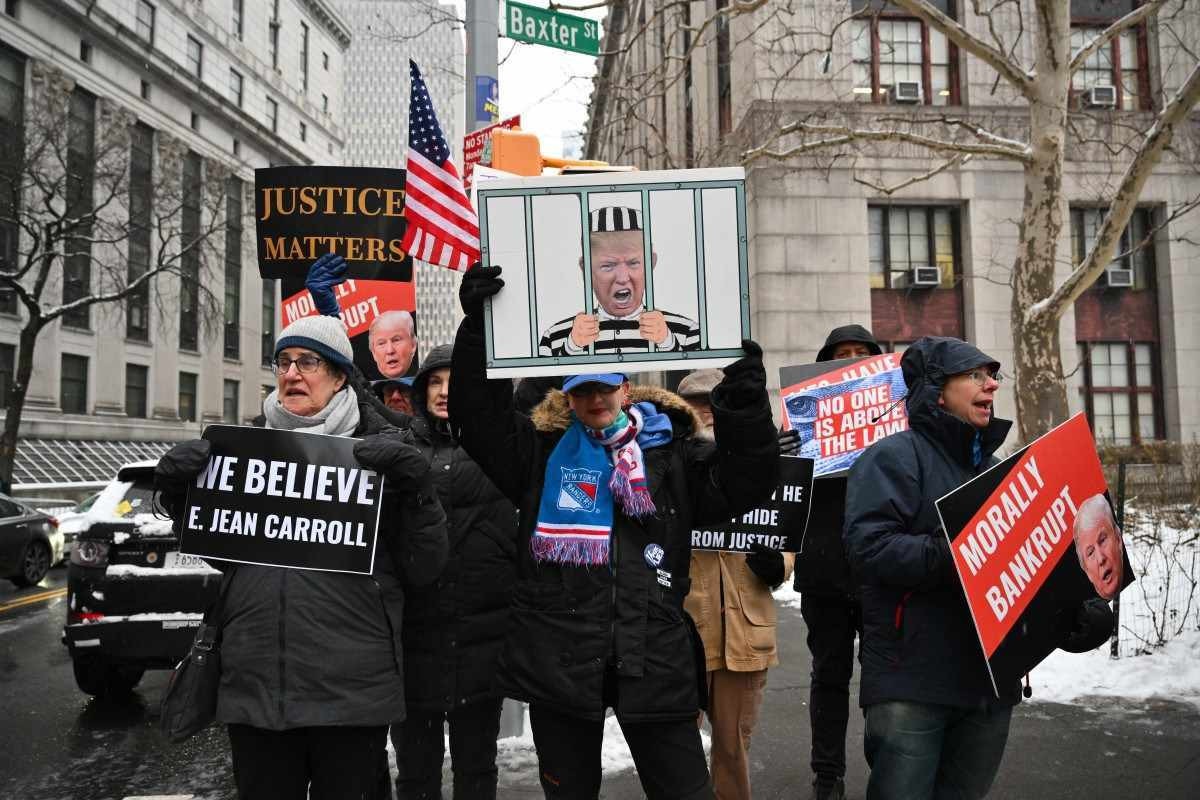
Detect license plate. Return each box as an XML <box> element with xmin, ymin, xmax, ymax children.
<box><xmin>164</xmin><ymin>551</ymin><xmax>213</xmax><ymax>570</ymax></box>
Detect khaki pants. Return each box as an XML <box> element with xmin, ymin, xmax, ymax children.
<box><xmin>699</xmin><ymin>668</ymin><xmax>768</xmax><ymax>800</ymax></box>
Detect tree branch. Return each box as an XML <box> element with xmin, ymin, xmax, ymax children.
<box><xmin>1069</xmin><ymin>0</ymin><xmax>1167</xmax><ymax>76</ymax></box>
<box><xmin>741</xmin><ymin>120</ymin><xmax>1032</xmax><ymax>163</ymax></box>
<box><xmin>1029</xmin><ymin>59</ymin><xmax>1200</xmax><ymax>325</ymax></box>
<box><xmin>852</xmin><ymin>153</ymin><xmax>973</xmax><ymax>195</ymax></box>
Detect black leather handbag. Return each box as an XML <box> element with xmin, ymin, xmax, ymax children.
<box><xmin>160</xmin><ymin>567</ymin><xmax>234</xmax><ymax>743</ymax></box>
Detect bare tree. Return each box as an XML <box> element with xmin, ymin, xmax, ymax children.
<box><xmin>0</xmin><ymin>62</ymin><xmax>227</xmax><ymax>486</ymax></box>
<box><xmin>585</xmin><ymin>0</ymin><xmax>1200</xmax><ymax>443</ymax></box>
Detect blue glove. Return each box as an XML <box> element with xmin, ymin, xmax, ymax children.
<box><xmin>305</xmin><ymin>253</ymin><xmax>348</xmax><ymax>317</ymax></box>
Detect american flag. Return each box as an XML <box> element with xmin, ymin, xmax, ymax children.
<box><xmin>401</xmin><ymin>60</ymin><xmax>480</xmax><ymax>272</ymax></box>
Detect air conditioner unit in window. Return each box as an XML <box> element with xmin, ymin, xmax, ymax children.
<box><xmin>892</xmin><ymin>81</ymin><xmax>922</xmax><ymax>103</ymax></box>
<box><xmin>1086</xmin><ymin>85</ymin><xmax>1117</xmax><ymax>108</ymax></box>
<box><xmin>1105</xmin><ymin>266</ymin><xmax>1134</xmax><ymax>287</ymax></box>
<box><xmin>910</xmin><ymin>265</ymin><xmax>941</xmax><ymax>287</ymax></box>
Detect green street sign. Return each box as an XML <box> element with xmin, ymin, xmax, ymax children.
<box><xmin>505</xmin><ymin>1</ymin><xmax>600</xmax><ymax>57</ymax></box>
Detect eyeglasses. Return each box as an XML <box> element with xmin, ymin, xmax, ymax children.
<box><xmin>960</xmin><ymin>367</ymin><xmax>1002</xmax><ymax>387</ymax></box>
<box><xmin>567</xmin><ymin>384</ymin><xmax>621</xmax><ymax>399</ymax></box>
<box><xmin>272</xmin><ymin>354</ymin><xmax>325</xmax><ymax>374</ymax></box>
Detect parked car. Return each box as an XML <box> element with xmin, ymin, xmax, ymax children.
<box><xmin>59</xmin><ymin>463</ymin><xmax>157</xmax><ymax>555</ymax></box>
<box><xmin>63</xmin><ymin>462</ymin><xmax>221</xmax><ymax>697</ymax></box>
<box><xmin>0</xmin><ymin>493</ymin><xmax>62</xmax><ymax>586</ymax></box>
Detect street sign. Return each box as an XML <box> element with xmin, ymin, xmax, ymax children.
<box><xmin>505</xmin><ymin>1</ymin><xmax>600</xmax><ymax>57</ymax></box>
<box><xmin>463</xmin><ymin>115</ymin><xmax>521</xmax><ymax>187</ymax></box>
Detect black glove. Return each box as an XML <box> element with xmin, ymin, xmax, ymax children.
<box><xmin>354</xmin><ymin>432</ymin><xmax>431</xmax><ymax>495</ymax></box>
<box><xmin>1057</xmin><ymin>598</ymin><xmax>1115</xmax><ymax>654</ymax></box>
<box><xmin>778</xmin><ymin>428</ymin><xmax>801</xmax><ymax>456</ymax></box>
<box><xmin>745</xmin><ymin>543</ymin><xmax>786</xmax><ymax>589</ymax></box>
<box><xmin>305</xmin><ymin>253</ymin><xmax>348</xmax><ymax>317</ymax></box>
<box><xmin>154</xmin><ymin>439</ymin><xmax>212</xmax><ymax>517</ymax></box>
<box><xmin>716</xmin><ymin>339</ymin><xmax>766</xmax><ymax>408</ymax></box>
<box><xmin>459</xmin><ymin>263</ymin><xmax>504</xmax><ymax>317</ymax></box>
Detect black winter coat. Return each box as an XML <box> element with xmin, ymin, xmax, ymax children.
<box><xmin>844</xmin><ymin>338</ymin><xmax>1019</xmax><ymax>711</ymax></box>
<box><xmin>212</xmin><ymin>392</ymin><xmax>449</xmax><ymax>730</ymax></box>
<box><xmin>449</xmin><ymin>319</ymin><xmax>779</xmax><ymax>723</ymax></box>
<box><xmin>401</xmin><ymin>410</ymin><xmax>518</xmax><ymax>712</ymax></box>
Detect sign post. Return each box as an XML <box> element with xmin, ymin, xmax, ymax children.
<box><xmin>505</xmin><ymin>1</ymin><xmax>600</xmax><ymax>56</ymax></box>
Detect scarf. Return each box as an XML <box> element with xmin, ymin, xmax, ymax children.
<box><xmin>262</xmin><ymin>385</ymin><xmax>361</xmax><ymax>436</ymax></box>
<box><xmin>533</xmin><ymin>402</ymin><xmax>672</xmax><ymax>566</ymax></box>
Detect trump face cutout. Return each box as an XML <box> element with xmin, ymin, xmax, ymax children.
<box><xmin>1073</xmin><ymin>494</ymin><xmax>1125</xmax><ymax>601</ymax></box>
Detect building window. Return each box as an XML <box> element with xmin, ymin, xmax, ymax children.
<box><xmin>1071</xmin><ymin>0</ymin><xmax>1148</xmax><ymax>111</ymax></box>
<box><xmin>850</xmin><ymin>0</ymin><xmax>957</xmax><ymax>105</ymax></box>
<box><xmin>0</xmin><ymin>46</ymin><xmax>24</xmax><ymax>315</ymax></box>
<box><xmin>79</xmin><ymin>41</ymin><xmax>92</xmax><ymax>64</ymax></box>
<box><xmin>186</xmin><ymin>35</ymin><xmax>202</xmax><ymax>79</ymax></box>
<box><xmin>63</xmin><ymin>89</ymin><xmax>95</xmax><ymax>329</ymax></box>
<box><xmin>223</xmin><ymin>379</ymin><xmax>239</xmax><ymax>424</ymax></box>
<box><xmin>1079</xmin><ymin>342</ymin><xmax>1160</xmax><ymax>444</ymax></box>
<box><xmin>266</xmin><ymin>97</ymin><xmax>278</xmax><ymax>133</ymax></box>
<box><xmin>299</xmin><ymin>121</ymin><xmax>307</xmax><ymax>142</ymax></box>
<box><xmin>868</xmin><ymin>205</ymin><xmax>959</xmax><ymax>289</ymax></box>
<box><xmin>3</xmin><ymin>1</ymin><xmax>17</xmax><ymax>18</ymax></box>
<box><xmin>179</xmin><ymin>152</ymin><xmax>201</xmax><ymax>351</ymax></box>
<box><xmin>322</xmin><ymin>93</ymin><xmax>328</xmax><ymax>113</ymax></box>
<box><xmin>261</xmin><ymin>279</ymin><xmax>275</xmax><ymax>367</ymax></box>
<box><xmin>269</xmin><ymin>0</ymin><xmax>281</xmax><ymax>70</ymax></box>
<box><xmin>229</xmin><ymin>68</ymin><xmax>243</xmax><ymax>108</ymax></box>
<box><xmin>1070</xmin><ymin>207</ymin><xmax>1155</xmax><ymax>289</ymax></box>
<box><xmin>224</xmin><ymin>177</ymin><xmax>242</xmax><ymax>359</ymax></box>
<box><xmin>715</xmin><ymin>0</ymin><xmax>731</xmax><ymax>138</ymax></box>
<box><xmin>140</xmin><ymin>79</ymin><xmax>151</xmax><ymax>100</ymax></box>
<box><xmin>136</xmin><ymin>1</ymin><xmax>155</xmax><ymax>44</ymax></box>
<box><xmin>232</xmin><ymin>0</ymin><xmax>243</xmax><ymax>40</ymax></box>
<box><xmin>178</xmin><ymin>371</ymin><xmax>197</xmax><ymax>422</ymax></box>
<box><xmin>60</xmin><ymin>354</ymin><xmax>88</xmax><ymax>414</ymax></box>
<box><xmin>300</xmin><ymin>21</ymin><xmax>309</xmax><ymax>92</ymax></box>
<box><xmin>0</xmin><ymin>343</ymin><xmax>13</xmax><ymax>409</ymax></box>
<box><xmin>127</xmin><ymin>123</ymin><xmax>153</xmax><ymax>341</ymax></box>
<box><xmin>125</xmin><ymin>363</ymin><xmax>148</xmax><ymax>418</ymax></box>
<box><xmin>190</xmin><ymin>110</ymin><xmax>200</xmax><ymax>131</ymax></box>
<box><xmin>322</xmin><ymin>51</ymin><xmax>329</xmax><ymax>70</ymax></box>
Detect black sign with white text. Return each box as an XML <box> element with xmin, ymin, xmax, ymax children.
<box><xmin>180</xmin><ymin>426</ymin><xmax>384</xmax><ymax>575</ymax></box>
<box><xmin>690</xmin><ymin>456</ymin><xmax>815</xmax><ymax>553</ymax></box>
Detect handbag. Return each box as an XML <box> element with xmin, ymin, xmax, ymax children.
<box><xmin>160</xmin><ymin>566</ymin><xmax>235</xmax><ymax>743</ymax></box>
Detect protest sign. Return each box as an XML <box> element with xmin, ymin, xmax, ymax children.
<box><xmin>475</xmin><ymin>168</ymin><xmax>751</xmax><ymax>378</ymax></box>
<box><xmin>779</xmin><ymin>353</ymin><xmax>908</xmax><ymax>477</ymax></box>
<box><xmin>690</xmin><ymin>456</ymin><xmax>814</xmax><ymax>553</ymax></box>
<box><xmin>254</xmin><ymin>166</ymin><xmax>411</xmax><ymax>282</ymax></box>
<box><xmin>463</xmin><ymin>115</ymin><xmax>520</xmax><ymax>188</ymax></box>
<box><xmin>180</xmin><ymin>426</ymin><xmax>384</xmax><ymax>575</ymax></box>
<box><xmin>935</xmin><ymin>412</ymin><xmax>1135</xmax><ymax>696</ymax></box>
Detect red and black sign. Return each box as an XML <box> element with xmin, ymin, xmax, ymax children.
<box><xmin>935</xmin><ymin>413</ymin><xmax>1135</xmax><ymax>695</ymax></box>
<box><xmin>690</xmin><ymin>456</ymin><xmax>814</xmax><ymax>553</ymax></box>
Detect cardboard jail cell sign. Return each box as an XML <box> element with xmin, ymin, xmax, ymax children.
<box><xmin>935</xmin><ymin>413</ymin><xmax>1135</xmax><ymax>696</ymax></box>
<box><xmin>476</xmin><ymin>168</ymin><xmax>752</xmax><ymax>379</ymax></box>
<box><xmin>779</xmin><ymin>353</ymin><xmax>908</xmax><ymax>477</ymax></box>
<box><xmin>690</xmin><ymin>456</ymin><xmax>815</xmax><ymax>553</ymax></box>
<box><xmin>255</xmin><ymin>166</ymin><xmax>411</xmax><ymax>282</ymax></box>
<box><xmin>180</xmin><ymin>426</ymin><xmax>385</xmax><ymax>575</ymax></box>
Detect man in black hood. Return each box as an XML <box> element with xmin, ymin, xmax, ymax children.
<box><xmin>799</xmin><ymin>324</ymin><xmax>882</xmax><ymax>800</ymax></box>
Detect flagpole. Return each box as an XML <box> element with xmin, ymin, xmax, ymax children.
<box><xmin>465</xmin><ymin>0</ymin><xmax>499</xmax><ymax>140</ymax></box>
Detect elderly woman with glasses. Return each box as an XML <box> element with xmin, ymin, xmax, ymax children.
<box><xmin>154</xmin><ymin>314</ymin><xmax>448</xmax><ymax>800</ymax></box>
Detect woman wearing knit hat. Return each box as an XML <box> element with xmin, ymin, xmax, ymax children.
<box><xmin>448</xmin><ymin>265</ymin><xmax>780</xmax><ymax>800</ymax></box>
<box><xmin>153</xmin><ymin>314</ymin><xmax>449</xmax><ymax>800</ymax></box>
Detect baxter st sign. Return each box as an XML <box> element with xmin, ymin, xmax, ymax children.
<box><xmin>506</xmin><ymin>1</ymin><xmax>600</xmax><ymax>57</ymax></box>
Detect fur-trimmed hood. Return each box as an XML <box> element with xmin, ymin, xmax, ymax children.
<box><xmin>530</xmin><ymin>384</ymin><xmax>703</xmax><ymax>438</ymax></box>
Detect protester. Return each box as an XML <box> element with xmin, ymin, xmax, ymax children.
<box><xmin>374</xmin><ymin>376</ymin><xmax>416</xmax><ymax>416</ymax></box>
<box><xmin>450</xmin><ymin>264</ymin><xmax>779</xmax><ymax>799</ymax></box>
<box><xmin>391</xmin><ymin>343</ymin><xmax>519</xmax><ymax>800</ymax></box>
<box><xmin>538</xmin><ymin>207</ymin><xmax>700</xmax><ymax>356</ymax></box>
<box><xmin>677</xmin><ymin>368</ymin><xmax>794</xmax><ymax>800</ymax></box>
<box><xmin>1072</xmin><ymin>494</ymin><xmax>1126</xmax><ymax>601</ymax></box>
<box><xmin>844</xmin><ymin>336</ymin><xmax>1112</xmax><ymax>800</ymax></box>
<box><xmin>154</xmin><ymin>314</ymin><xmax>448</xmax><ymax>800</ymax></box>
<box><xmin>370</xmin><ymin>310</ymin><xmax>419</xmax><ymax>378</ymax></box>
<box><xmin>797</xmin><ymin>325</ymin><xmax>882</xmax><ymax>800</ymax></box>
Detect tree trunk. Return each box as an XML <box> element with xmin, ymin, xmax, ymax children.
<box><xmin>0</xmin><ymin>320</ymin><xmax>46</xmax><ymax>489</ymax></box>
<box><xmin>1011</xmin><ymin>0</ymin><xmax>1072</xmax><ymax>445</ymax></box>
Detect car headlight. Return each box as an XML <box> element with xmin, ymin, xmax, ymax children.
<box><xmin>71</xmin><ymin>540</ymin><xmax>110</xmax><ymax>567</ymax></box>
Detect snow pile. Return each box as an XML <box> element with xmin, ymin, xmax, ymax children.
<box><xmin>773</xmin><ymin>583</ymin><xmax>803</xmax><ymax>610</ymax></box>
<box><xmin>106</xmin><ymin>563</ymin><xmax>219</xmax><ymax>577</ymax></box>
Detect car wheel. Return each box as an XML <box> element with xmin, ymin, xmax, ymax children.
<box><xmin>12</xmin><ymin>540</ymin><xmax>51</xmax><ymax>587</ymax></box>
<box><xmin>72</xmin><ymin>657</ymin><xmax>146</xmax><ymax>697</ymax></box>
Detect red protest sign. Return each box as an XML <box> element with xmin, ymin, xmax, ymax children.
<box><xmin>463</xmin><ymin>115</ymin><xmax>520</xmax><ymax>188</ymax></box>
<box><xmin>936</xmin><ymin>412</ymin><xmax>1134</xmax><ymax>695</ymax></box>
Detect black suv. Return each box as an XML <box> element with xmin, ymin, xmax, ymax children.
<box><xmin>63</xmin><ymin>462</ymin><xmax>222</xmax><ymax>696</ymax></box>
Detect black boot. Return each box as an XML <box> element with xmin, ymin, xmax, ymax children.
<box><xmin>813</xmin><ymin>776</ymin><xmax>845</xmax><ymax>800</ymax></box>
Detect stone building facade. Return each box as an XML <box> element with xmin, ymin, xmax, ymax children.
<box><xmin>584</xmin><ymin>0</ymin><xmax>1200</xmax><ymax>446</ymax></box>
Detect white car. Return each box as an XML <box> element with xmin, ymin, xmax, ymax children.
<box><xmin>60</xmin><ymin>462</ymin><xmax>158</xmax><ymax>554</ymax></box>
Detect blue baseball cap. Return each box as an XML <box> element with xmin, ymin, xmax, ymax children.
<box><xmin>563</xmin><ymin>373</ymin><xmax>626</xmax><ymax>393</ymax></box>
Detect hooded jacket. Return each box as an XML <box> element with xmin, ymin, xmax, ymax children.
<box><xmin>449</xmin><ymin>318</ymin><xmax>779</xmax><ymax>723</ymax></box>
<box><xmin>400</xmin><ymin>344</ymin><xmax>519</xmax><ymax>712</ymax></box>
<box><xmin>843</xmin><ymin>336</ymin><xmax>1018</xmax><ymax>710</ymax></box>
<box><xmin>216</xmin><ymin>392</ymin><xmax>449</xmax><ymax>730</ymax></box>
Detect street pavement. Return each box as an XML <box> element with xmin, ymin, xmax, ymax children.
<box><xmin>2</xmin><ymin>571</ymin><xmax>1197</xmax><ymax>799</ymax></box>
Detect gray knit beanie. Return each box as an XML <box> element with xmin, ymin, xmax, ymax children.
<box><xmin>274</xmin><ymin>315</ymin><xmax>354</xmax><ymax>374</ymax></box>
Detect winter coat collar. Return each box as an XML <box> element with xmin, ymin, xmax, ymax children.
<box><xmin>530</xmin><ymin>384</ymin><xmax>702</xmax><ymax>439</ymax></box>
